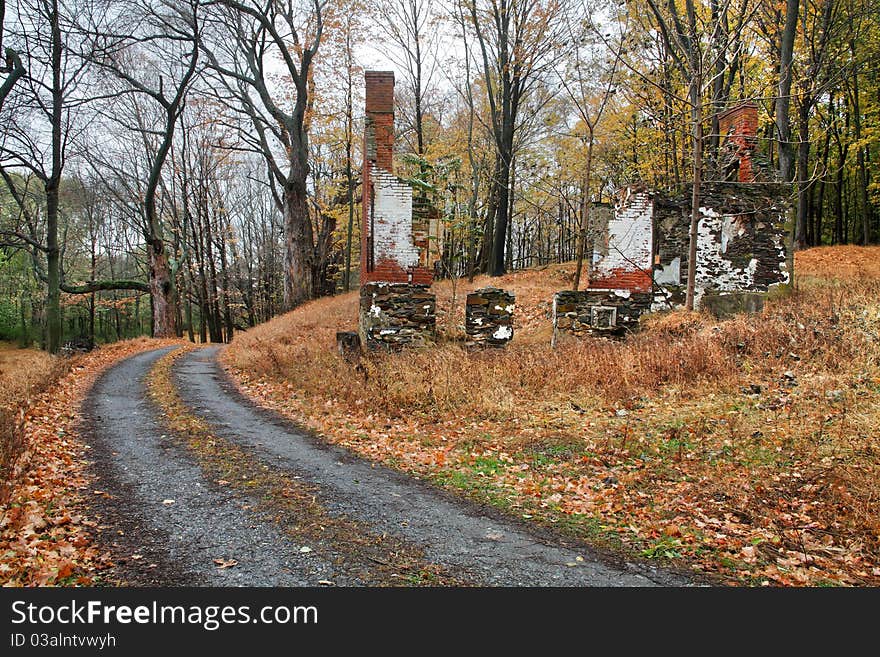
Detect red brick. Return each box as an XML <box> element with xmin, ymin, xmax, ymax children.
<box><xmin>589</xmin><ymin>268</ymin><xmax>652</xmax><ymax>293</ymax></box>
<box><xmin>718</xmin><ymin>102</ymin><xmax>758</xmax><ymax>183</ymax></box>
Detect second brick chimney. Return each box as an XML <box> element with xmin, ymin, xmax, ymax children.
<box><xmin>718</xmin><ymin>102</ymin><xmax>759</xmax><ymax>182</ymax></box>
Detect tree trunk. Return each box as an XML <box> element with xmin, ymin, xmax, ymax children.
<box><xmin>217</xmin><ymin>218</ymin><xmax>234</xmax><ymax>342</ymax></box>
<box><xmin>573</xmin><ymin>136</ymin><xmax>594</xmax><ymax>291</ymax></box>
<box><xmin>490</xmin><ymin>145</ymin><xmax>512</xmax><ymax>276</ymax></box>
<box><xmin>479</xmin><ymin>156</ymin><xmax>499</xmax><ymax>274</ymax></box>
<box><xmin>794</xmin><ymin>98</ymin><xmax>811</xmax><ymax>250</ymax></box>
<box><xmin>45</xmin><ymin>174</ymin><xmax>62</xmax><ymax>353</ymax></box>
<box><xmin>342</xmin><ymin>32</ymin><xmax>356</xmax><ymax>293</ymax></box>
<box><xmin>44</xmin><ymin>0</ymin><xmax>63</xmax><ymax>353</ymax></box>
<box><xmin>833</xmin><ymin>105</ymin><xmax>849</xmax><ymax>245</ymax></box>
<box><xmin>850</xmin><ymin>56</ymin><xmax>870</xmax><ymax>245</ymax></box>
<box><xmin>282</xmin><ymin>176</ymin><xmax>314</xmax><ymax>310</ymax></box>
<box><xmin>776</xmin><ymin>0</ymin><xmax>799</xmax><ymax>183</ymax></box>
<box><xmin>148</xmin><ymin>239</ymin><xmax>177</xmax><ymax>338</ymax></box>
<box><xmin>686</xmin><ymin>75</ymin><xmax>703</xmax><ymax>311</ymax></box>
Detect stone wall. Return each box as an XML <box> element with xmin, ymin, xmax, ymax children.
<box><xmin>465</xmin><ymin>288</ymin><xmax>515</xmax><ymax>348</ymax></box>
<box><xmin>359</xmin><ymin>282</ymin><xmax>436</xmax><ymax>350</ymax></box>
<box><xmin>652</xmin><ymin>182</ymin><xmax>790</xmax><ymax>310</ymax></box>
<box><xmin>552</xmin><ymin>289</ymin><xmax>652</xmax><ymax>345</ymax></box>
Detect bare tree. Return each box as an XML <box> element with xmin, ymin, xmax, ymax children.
<box><xmin>463</xmin><ymin>0</ymin><xmax>562</xmax><ymax>277</ymax></box>
<box><xmin>640</xmin><ymin>0</ymin><xmax>754</xmax><ymax>309</ymax></box>
<box><xmin>199</xmin><ymin>0</ymin><xmax>324</xmax><ymax>310</ymax></box>
<box><xmin>557</xmin><ymin>0</ymin><xmax>625</xmax><ymax>290</ymax></box>
<box><xmin>81</xmin><ymin>0</ymin><xmax>203</xmax><ymax>337</ymax></box>
<box><xmin>0</xmin><ymin>0</ymin><xmax>95</xmax><ymax>351</ymax></box>
<box><xmin>374</xmin><ymin>0</ymin><xmax>439</xmax><ymax>157</ymax></box>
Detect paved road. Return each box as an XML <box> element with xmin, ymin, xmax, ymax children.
<box><xmin>83</xmin><ymin>346</ymin><xmax>692</xmax><ymax>587</ymax></box>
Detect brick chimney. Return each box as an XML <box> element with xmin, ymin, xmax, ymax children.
<box><xmin>718</xmin><ymin>102</ymin><xmax>758</xmax><ymax>182</ymax></box>
<box><xmin>360</xmin><ymin>71</ymin><xmax>433</xmax><ymax>286</ymax></box>
<box><xmin>364</xmin><ymin>71</ymin><xmax>395</xmax><ymax>171</ymax></box>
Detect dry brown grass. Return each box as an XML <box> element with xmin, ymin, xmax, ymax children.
<box><xmin>225</xmin><ymin>247</ymin><xmax>880</xmax><ymax>585</ymax></box>
<box><xmin>227</xmin><ymin>253</ymin><xmax>876</xmax><ymax>413</ymax></box>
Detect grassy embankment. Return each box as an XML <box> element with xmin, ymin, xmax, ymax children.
<box><xmin>224</xmin><ymin>247</ymin><xmax>880</xmax><ymax>586</ymax></box>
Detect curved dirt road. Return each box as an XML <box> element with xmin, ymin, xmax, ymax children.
<box><xmin>83</xmin><ymin>346</ymin><xmax>692</xmax><ymax>587</ymax></box>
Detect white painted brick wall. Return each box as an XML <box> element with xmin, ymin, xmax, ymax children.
<box><xmin>371</xmin><ymin>168</ymin><xmax>421</xmax><ymax>269</ymax></box>
<box><xmin>592</xmin><ymin>190</ymin><xmax>654</xmax><ymax>277</ymax></box>
<box><xmin>694</xmin><ymin>207</ymin><xmax>789</xmax><ymax>305</ymax></box>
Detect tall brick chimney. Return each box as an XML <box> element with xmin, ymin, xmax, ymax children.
<box><xmin>718</xmin><ymin>102</ymin><xmax>758</xmax><ymax>182</ymax></box>
<box><xmin>360</xmin><ymin>71</ymin><xmax>433</xmax><ymax>286</ymax></box>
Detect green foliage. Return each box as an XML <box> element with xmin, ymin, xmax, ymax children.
<box><xmin>0</xmin><ymin>300</ymin><xmax>20</xmax><ymax>341</ymax></box>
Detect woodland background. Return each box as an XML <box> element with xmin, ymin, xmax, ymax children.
<box><xmin>1</xmin><ymin>0</ymin><xmax>877</xmax><ymax>352</ymax></box>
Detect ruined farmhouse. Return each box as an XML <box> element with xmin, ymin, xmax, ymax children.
<box><xmin>354</xmin><ymin>72</ymin><xmax>791</xmax><ymax>349</ymax></box>
<box><xmin>553</xmin><ymin>103</ymin><xmax>791</xmax><ymax>342</ymax></box>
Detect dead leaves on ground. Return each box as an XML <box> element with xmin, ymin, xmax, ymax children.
<box><xmin>0</xmin><ymin>338</ymin><xmax>185</xmax><ymax>587</ymax></box>
<box><xmin>223</xmin><ymin>248</ymin><xmax>880</xmax><ymax>587</ymax></box>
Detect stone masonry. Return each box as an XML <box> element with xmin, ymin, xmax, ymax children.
<box><xmin>358</xmin><ymin>72</ymin><xmax>436</xmax><ymax>349</ymax></box>
<box><xmin>552</xmin><ymin>289</ymin><xmax>652</xmax><ymax>345</ymax></box>
<box><xmin>359</xmin><ymin>282</ymin><xmax>436</xmax><ymax>350</ymax></box>
<box><xmin>652</xmin><ymin>182</ymin><xmax>790</xmax><ymax>311</ymax></box>
<box><xmin>570</xmin><ymin>101</ymin><xmax>790</xmax><ymax>330</ymax></box>
<box><xmin>465</xmin><ymin>288</ymin><xmax>515</xmax><ymax>348</ymax></box>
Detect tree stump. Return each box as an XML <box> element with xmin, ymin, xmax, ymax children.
<box><xmin>336</xmin><ymin>331</ymin><xmax>361</xmax><ymax>362</ymax></box>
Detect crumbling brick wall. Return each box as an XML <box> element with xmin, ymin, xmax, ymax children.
<box><xmin>652</xmin><ymin>182</ymin><xmax>790</xmax><ymax>309</ymax></box>
<box><xmin>360</xmin><ymin>70</ymin><xmax>433</xmax><ymax>286</ymax></box>
<box><xmin>589</xmin><ymin>189</ymin><xmax>654</xmax><ymax>293</ymax></box>
<box><xmin>358</xmin><ymin>72</ymin><xmax>435</xmax><ymax>350</ymax></box>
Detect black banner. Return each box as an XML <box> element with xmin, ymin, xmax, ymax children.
<box><xmin>0</xmin><ymin>587</ymin><xmax>867</xmax><ymax>652</ymax></box>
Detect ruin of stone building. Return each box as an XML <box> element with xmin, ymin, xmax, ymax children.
<box><xmin>555</xmin><ymin>102</ymin><xmax>791</xmax><ymax>341</ymax></box>
<box><xmin>360</xmin><ymin>71</ymin><xmax>435</xmax><ymax>286</ymax></box>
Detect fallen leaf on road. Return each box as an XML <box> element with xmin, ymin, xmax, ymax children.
<box><xmin>213</xmin><ymin>558</ymin><xmax>238</xmax><ymax>569</ymax></box>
